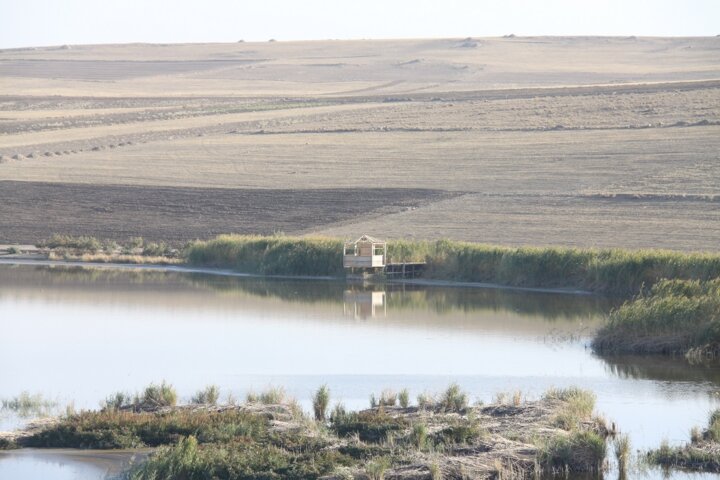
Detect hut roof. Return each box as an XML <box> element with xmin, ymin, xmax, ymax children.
<box><xmin>349</xmin><ymin>234</ymin><xmax>384</xmax><ymax>244</ymax></box>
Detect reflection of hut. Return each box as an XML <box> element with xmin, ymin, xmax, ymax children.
<box><xmin>343</xmin><ymin>290</ymin><xmax>386</xmax><ymax>319</ymax></box>
<box><xmin>343</xmin><ymin>235</ymin><xmax>386</xmax><ymax>270</ymax></box>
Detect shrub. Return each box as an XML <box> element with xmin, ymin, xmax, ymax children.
<box><xmin>102</xmin><ymin>392</ymin><xmax>133</xmax><ymax>411</ymax></box>
<box><xmin>410</xmin><ymin>423</ymin><xmax>429</xmax><ymax>450</ymax></box>
<box><xmin>246</xmin><ymin>387</ymin><xmax>286</xmax><ymax>405</ymax></box>
<box><xmin>398</xmin><ymin>389</ymin><xmax>410</xmax><ymax>409</ymax></box>
<box><xmin>378</xmin><ymin>389</ymin><xmax>397</xmax><ymax>407</ymax></box>
<box><xmin>191</xmin><ymin>385</ymin><xmax>220</xmax><ymax>405</ymax></box>
<box><xmin>439</xmin><ymin>383</ymin><xmax>468</xmax><ymax>413</ymax></box>
<box><xmin>143</xmin><ymin>241</ymin><xmax>172</xmax><ymax>257</ymax></box>
<box><xmin>614</xmin><ymin>434</ymin><xmax>630</xmax><ymax>474</ymax></box>
<box><xmin>543</xmin><ymin>387</ymin><xmax>596</xmax><ymax>430</ymax></box>
<box><xmin>417</xmin><ymin>392</ymin><xmax>435</xmax><ymax>410</ymax></box>
<box><xmin>365</xmin><ymin>457</ymin><xmax>391</xmax><ymax>480</ymax></box>
<box><xmin>313</xmin><ymin>385</ymin><xmax>330</xmax><ymax>422</ymax></box>
<box><xmin>538</xmin><ymin>430</ymin><xmax>607</xmax><ymax>472</ymax></box>
<box><xmin>39</xmin><ymin>234</ymin><xmax>102</xmax><ymax>252</ymax></box>
<box><xmin>331</xmin><ymin>410</ymin><xmax>408</xmax><ymax>443</ymax></box>
<box><xmin>141</xmin><ymin>382</ymin><xmax>177</xmax><ymax>409</ymax></box>
<box><xmin>434</xmin><ymin>420</ymin><xmax>483</xmax><ymax>445</ymax></box>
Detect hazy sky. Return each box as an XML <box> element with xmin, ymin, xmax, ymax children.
<box><xmin>1</xmin><ymin>0</ymin><xmax>717</xmax><ymax>49</ymax></box>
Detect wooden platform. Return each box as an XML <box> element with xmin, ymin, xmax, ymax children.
<box><xmin>383</xmin><ymin>262</ymin><xmax>426</xmax><ymax>279</ymax></box>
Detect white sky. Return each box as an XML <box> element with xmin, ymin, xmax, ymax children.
<box><xmin>0</xmin><ymin>0</ymin><xmax>718</xmax><ymax>49</ymax></box>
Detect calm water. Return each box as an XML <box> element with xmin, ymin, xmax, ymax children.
<box><xmin>1</xmin><ymin>264</ymin><xmax>719</xmax><ymax>479</ymax></box>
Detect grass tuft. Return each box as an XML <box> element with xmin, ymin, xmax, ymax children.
<box><xmin>191</xmin><ymin>385</ymin><xmax>220</xmax><ymax>405</ymax></box>
<box><xmin>439</xmin><ymin>383</ymin><xmax>468</xmax><ymax>413</ymax></box>
<box><xmin>543</xmin><ymin>387</ymin><xmax>596</xmax><ymax>431</ymax></box>
<box><xmin>398</xmin><ymin>389</ymin><xmax>410</xmax><ymax>409</ymax></box>
<box><xmin>614</xmin><ymin>434</ymin><xmax>631</xmax><ymax>474</ymax></box>
<box><xmin>313</xmin><ymin>385</ymin><xmax>330</xmax><ymax>422</ymax></box>
<box><xmin>538</xmin><ymin>430</ymin><xmax>607</xmax><ymax>472</ymax></box>
<box><xmin>246</xmin><ymin>387</ymin><xmax>287</xmax><ymax>405</ymax></box>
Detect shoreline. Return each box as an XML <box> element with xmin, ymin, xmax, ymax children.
<box><xmin>0</xmin><ymin>257</ymin><xmax>595</xmax><ymax>296</ymax></box>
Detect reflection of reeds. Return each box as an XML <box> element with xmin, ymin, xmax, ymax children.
<box><xmin>614</xmin><ymin>434</ymin><xmax>631</xmax><ymax>475</ymax></box>
<box><xmin>2</xmin><ymin>263</ymin><xmax>609</xmax><ymax>322</ymax></box>
<box><xmin>1</xmin><ymin>391</ymin><xmax>58</xmax><ymax>418</ymax></box>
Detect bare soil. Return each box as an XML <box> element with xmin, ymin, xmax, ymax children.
<box><xmin>1</xmin><ymin>37</ymin><xmax>718</xmax><ymax>249</ymax></box>
<box><xmin>0</xmin><ymin>181</ymin><xmax>450</xmax><ymax>244</ymax></box>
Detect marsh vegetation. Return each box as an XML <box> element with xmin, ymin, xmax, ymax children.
<box><xmin>648</xmin><ymin>409</ymin><xmax>720</xmax><ymax>473</ymax></box>
<box><xmin>593</xmin><ymin>278</ymin><xmax>720</xmax><ymax>357</ymax></box>
<box><xmin>6</xmin><ymin>383</ymin><xmax>610</xmax><ymax>479</ymax></box>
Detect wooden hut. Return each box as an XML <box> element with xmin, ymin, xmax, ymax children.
<box><xmin>343</xmin><ymin>235</ymin><xmax>386</xmax><ymax>270</ymax></box>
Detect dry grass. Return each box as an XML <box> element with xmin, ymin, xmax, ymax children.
<box><xmin>48</xmin><ymin>251</ymin><xmax>181</xmax><ymax>265</ymax></box>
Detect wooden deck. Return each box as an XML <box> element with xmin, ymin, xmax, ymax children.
<box><xmin>383</xmin><ymin>262</ymin><xmax>426</xmax><ymax>279</ymax></box>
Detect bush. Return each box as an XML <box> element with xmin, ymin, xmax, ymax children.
<box><xmin>141</xmin><ymin>382</ymin><xmax>177</xmax><ymax>409</ymax></box>
<box><xmin>313</xmin><ymin>385</ymin><xmax>330</xmax><ymax>422</ymax></box>
<box><xmin>398</xmin><ymin>389</ymin><xmax>410</xmax><ymax>408</ymax></box>
<box><xmin>543</xmin><ymin>387</ymin><xmax>596</xmax><ymax>430</ymax></box>
<box><xmin>192</xmin><ymin>386</ymin><xmax>220</xmax><ymax>405</ymax></box>
<box><xmin>331</xmin><ymin>410</ymin><xmax>408</xmax><ymax>443</ymax></box>
<box><xmin>538</xmin><ymin>430</ymin><xmax>607</xmax><ymax>472</ymax></box>
<box><xmin>102</xmin><ymin>392</ymin><xmax>133</xmax><ymax>411</ymax></box>
<box><xmin>434</xmin><ymin>421</ymin><xmax>483</xmax><ymax>445</ymax></box>
<box><xmin>39</xmin><ymin>234</ymin><xmax>102</xmax><ymax>252</ymax></box>
<box><xmin>378</xmin><ymin>390</ymin><xmax>397</xmax><ymax>407</ymax></box>
<box><xmin>410</xmin><ymin>423</ymin><xmax>428</xmax><ymax>450</ymax></box>
<box><xmin>439</xmin><ymin>383</ymin><xmax>468</xmax><ymax>413</ymax></box>
<box><xmin>246</xmin><ymin>387</ymin><xmax>286</xmax><ymax>405</ymax></box>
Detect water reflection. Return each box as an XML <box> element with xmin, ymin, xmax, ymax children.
<box><xmin>602</xmin><ymin>354</ymin><xmax>720</xmax><ymax>387</ymax></box>
<box><xmin>343</xmin><ymin>288</ymin><xmax>386</xmax><ymax>319</ymax></box>
<box><xmin>1</xmin><ymin>264</ymin><xmax>720</xmax><ymax>480</ymax></box>
<box><xmin>0</xmin><ymin>264</ymin><xmax>614</xmax><ymax>321</ymax></box>
<box><xmin>0</xmin><ymin>449</ymin><xmax>145</xmax><ymax>480</ymax></box>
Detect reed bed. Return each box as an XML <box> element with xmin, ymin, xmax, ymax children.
<box><xmin>186</xmin><ymin>235</ymin><xmax>720</xmax><ymax>296</ymax></box>
<box><xmin>647</xmin><ymin>408</ymin><xmax>720</xmax><ymax>473</ymax></box>
<box><xmin>592</xmin><ymin>278</ymin><xmax>720</xmax><ymax>355</ymax></box>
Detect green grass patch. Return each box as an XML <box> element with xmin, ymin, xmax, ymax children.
<box><xmin>543</xmin><ymin>387</ymin><xmax>596</xmax><ymax>431</ymax></box>
<box><xmin>648</xmin><ymin>439</ymin><xmax>720</xmax><ymax>473</ymax></box>
<box><xmin>537</xmin><ymin>430</ymin><xmax>607</xmax><ymax>473</ymax></box>
<box><xmin>25</xmin><ymin>408</ymin><xmax>268</xmax><ymax>449</ymax></box>
<box><xmin>330</xmin><ymin>409</ymin><xmax>408</xmax><ymax>443</ymax></box>
<box><xmin>126</xmin><ymin>435</ymin><xmax>354</xmax><ymax>480</ymax></box>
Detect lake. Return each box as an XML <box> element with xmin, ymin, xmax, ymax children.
<box><xmin>1</xmin><ymin>263</ymin><xmax>719</xmax><ymax>479</ymax></box>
